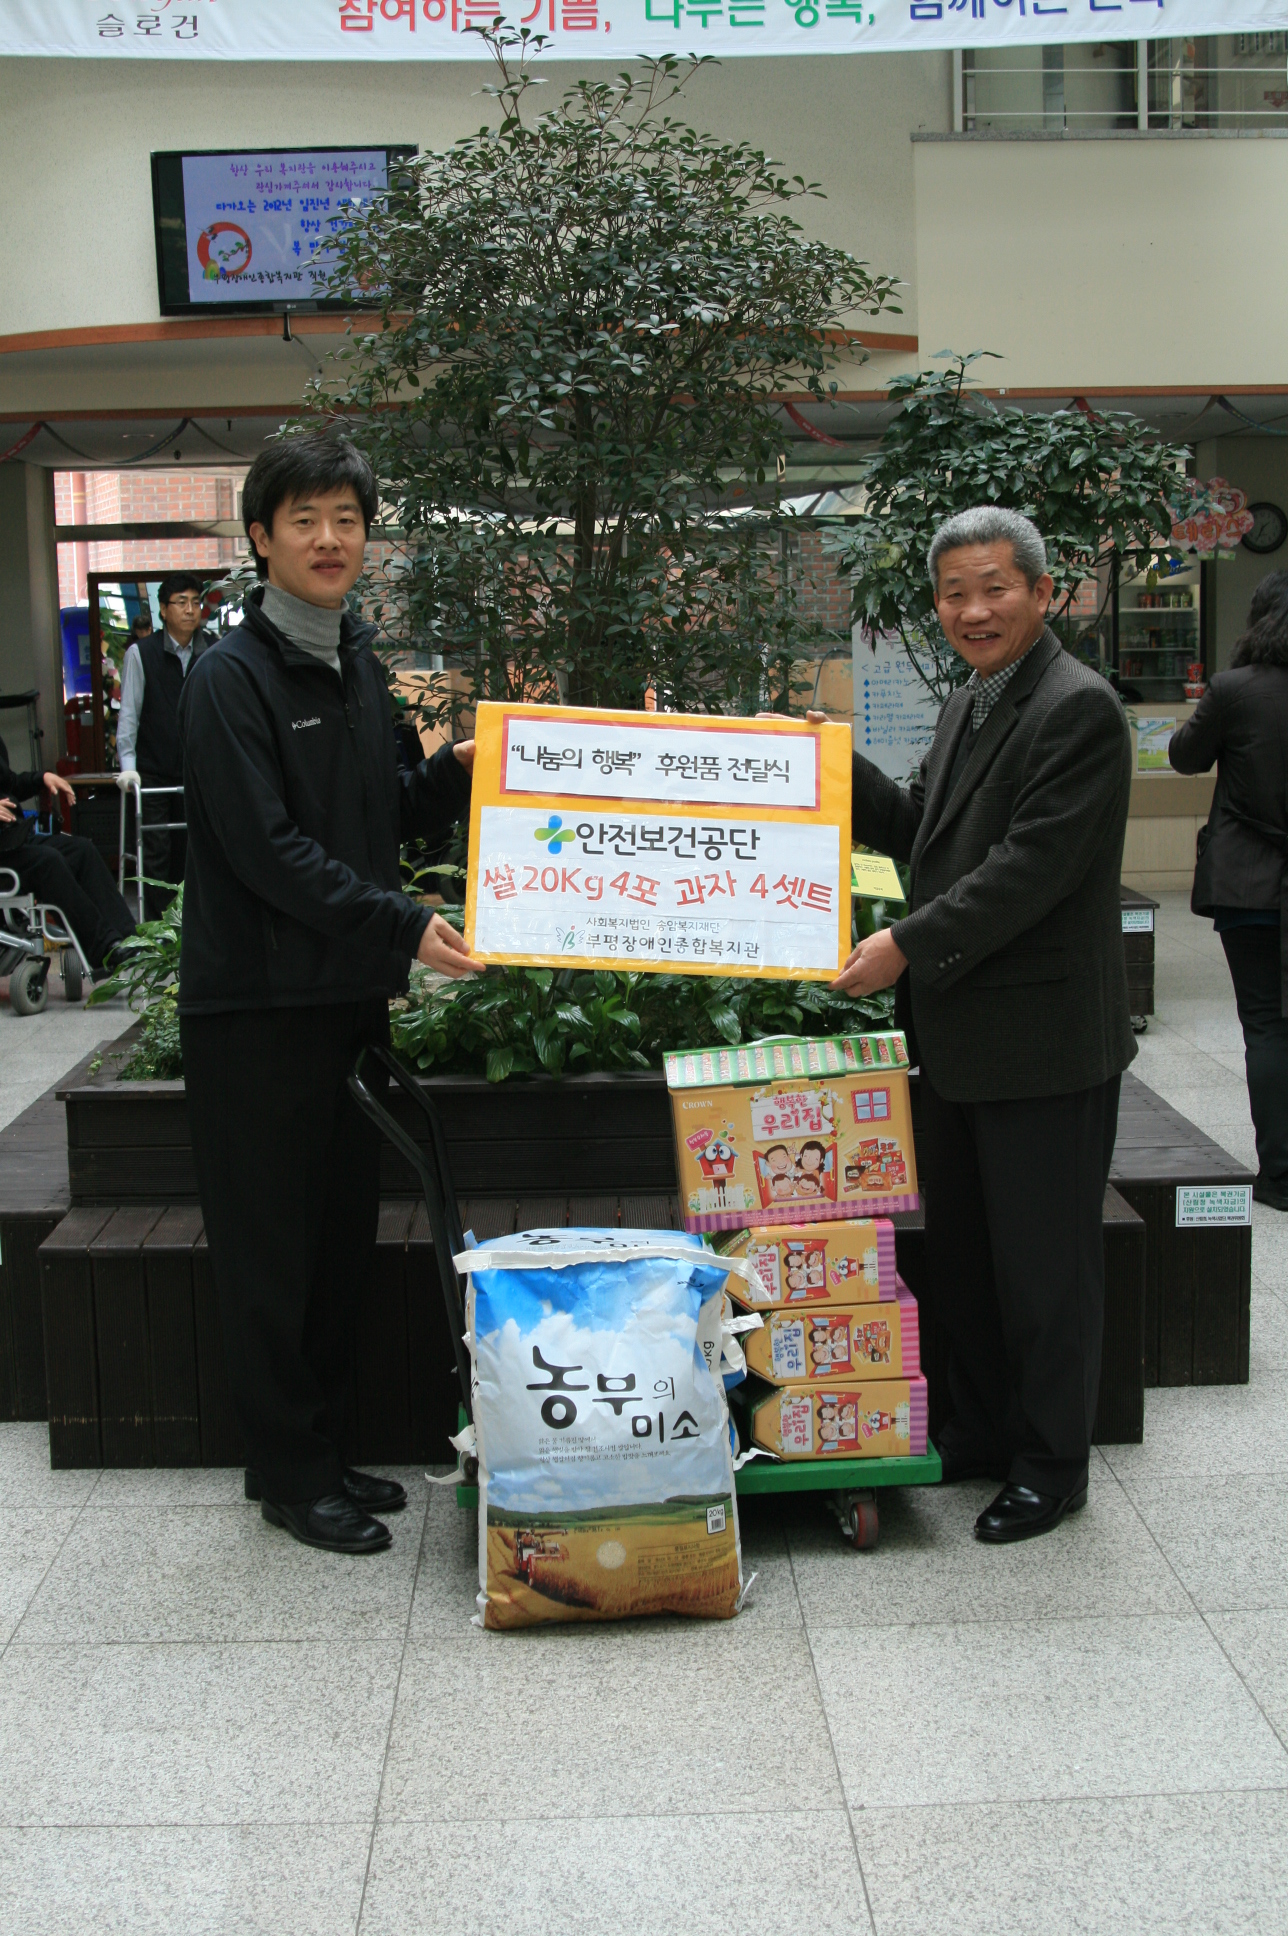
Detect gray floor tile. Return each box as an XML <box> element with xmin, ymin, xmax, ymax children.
<box><xmin>810</xmin><ymin>1612</ymin><xmax>1288</xmax><ymax>1808</ymax></box>
<box><xmin>788</xmin><ymin>1469</ymin><xmax>1188</xmax><ymax>1629</ymax></box>
<box><xmin>1127</xmin><ymin>1473</ymin><xmax>1288</xmax><ymax>1612</ymax></box>
<box><xmin>0</xmin><ymin>1641</ymin><xmax>402</xmax><ymax>1825</ymax></box>
<box><xmin>363</xmin><ymin>1812</ymin><xmax>872</xmax><ymax>1936</ymax></box>
<box><xmin>0</xmin><ymin>1510</ymin><xmax>79</xmax><ymax>1647</ymax></box>
<box><xmin>854</xmin><ymin>1790</ymin><xmax>1288</xmax><ymax>1936</ymax></box>
<box><xmin>406</xmin><ymin>1487</ymin><xmax>486</xmax><ymax>1638</ymax></box>
<box><xmin>0</xmin><ymin>1425</ymin><xmax>99</xmax><ymax>1510</ymax></box>
<box><xmin>1209</xmin><ymin>1608</ymin><xmax>1288</xmax><ymax>1746</ymax></box>
<box><xmin>13</xmin><ymin>1503</ymin><xmax>426</xmax><ymax>1644</ymax></box>
<box><xmin>87</xmin><ymin>1468</ymin><xmax>248</xmax><ymax>1508</ymax></box>
<box><xmin>0</xmin><ymin>1824</ymin><xmax>372</xmax><ymax>1936</ymax></box>
<box><xmin>1249</xmin><ymin>1288</ymin><xmax>1288</xmax><ymax>1373</ymax></box>
<box><xmin>1101</xmin><ymin>1374</ymin><xmax>1288</xmax><ymax>1481</ymax></box>
<box><xmin>381</xmin><ymin>1621</ymin><xmax>842</xmax><ymax>1822</ymax></box>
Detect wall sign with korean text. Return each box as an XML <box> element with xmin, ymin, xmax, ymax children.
<box><xmin>464</xmin><ymin>702</ymin><xmax>853</xmax><ymax>980</ymax></box>
<box><xmin>11</xmin><ymin>0</ymin><xmax>1287</xmax><ymax>63</ymax></box>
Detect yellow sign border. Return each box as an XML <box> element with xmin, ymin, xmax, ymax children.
<box><xmin>464</xmin><ymin>701</ymin><xmax>853</xmax><ymax>981</ymax></box>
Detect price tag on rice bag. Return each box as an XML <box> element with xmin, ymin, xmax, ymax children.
<box><xmin>465</xmin><ymin>701</ymin><xmax>853</xmax><ymax>980</ymax></box>
<box><xmin>851</xmin><ymin>850</ymin><xmax>905</xmax><ymax>902</ymax></box>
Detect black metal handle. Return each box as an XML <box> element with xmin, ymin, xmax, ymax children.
<box><xmin>348</xmin><ymin>1053</ymin><xmax>473</xmax><ymax>1426</ymax></box>
<box><xmin>357</xmin><ymin>1042</ymin><xmax>465</xmax><ymax>1258</ymax></box>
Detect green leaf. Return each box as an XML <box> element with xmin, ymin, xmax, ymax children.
<box><xmin>485</xmin><ymin>1044</ymin><xmax>515</xmax><ymax>1083</ymax></box>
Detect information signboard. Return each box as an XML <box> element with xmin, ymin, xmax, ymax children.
<box><xmin>464</xmin><ymin>703</ymin><xmax>852</xmax><ymax>980</ymax></box>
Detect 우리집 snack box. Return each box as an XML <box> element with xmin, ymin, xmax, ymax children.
<box><xmin>716</xmin><ymin>1220</ymin><xmax>897</xmax><ymax>1308</ymax></box>
<box><xmin>665</xmin><ymin>1034</ymin><xmax>919</xmax><ymax>1233</ymax></box>
<box><xmin>749</xmin><ymin>1377</ymin><xmax>928</xmax><ymax>1461</ymax></box>
<box><xmin>742</xmin><ymin>1287</ymin><xmax>920</xmax><ymax>1386</ymax></box>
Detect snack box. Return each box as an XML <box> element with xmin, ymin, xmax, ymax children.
<box><xmin>716</xmin><ymin>1219</ymin><xmax>896</xmax><ymax>1309</ymax></box>
<box><xmin>748</xmin><ymin>1377</ymin><xmax>928</xmax><ymax>1461</ymax></box>
<box><xmin>742</xmin><ymin>1287</ymin><xmax>920</xmax><ymax>1386</ymax></box>
<box><xmin>665</xmin><ymin>1033</ymin><xmax>919</xmax><ymax>1233</ymax></box>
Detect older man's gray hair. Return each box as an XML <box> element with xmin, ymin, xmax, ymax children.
<box><xmin>927</xmin><ymin>507</ymin><xmax>1048</xmax><ymax>591</ymax></box>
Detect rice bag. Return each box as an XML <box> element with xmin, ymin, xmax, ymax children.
<box><xmin>456</xmin><ymin>1228</ymin><xmax>756</xmax><ymax>1632</ymax></box>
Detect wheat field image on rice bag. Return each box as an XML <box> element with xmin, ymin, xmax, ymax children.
<box><xmin>462</xmin><ymin>1230</ymin><xmax>745</xmax><ymax>1631</ymax></box>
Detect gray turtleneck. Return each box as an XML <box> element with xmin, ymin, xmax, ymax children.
<box><xmin>261</xmin><ymin>584</ymin><xmax>343</xmax><ymax>673</ymax></box>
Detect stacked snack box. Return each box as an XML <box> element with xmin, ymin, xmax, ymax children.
<box><xmin>664</xmin><ymin>1032</ymin><xmax>918</xmax><ymax>1234</ymax></box>
<box><xmin>664</xmin><ymin>1033</ymin><xmax>927</xmax><ymax>1465</ymax></box>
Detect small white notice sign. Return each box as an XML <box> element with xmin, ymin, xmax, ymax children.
<box><xmin>1122</xmin><ymin>908</ymin><xmax>1154</xmax><ymax>934</ymax></box>
<box><xmin>1175</xmin><ymin>1185</ymin><xmax>1253</xmax><ymax>1227</ymax></box>
<box><xmin>500</xmin><ymin>716</ymin><xmax>820</xmax><ymax>810</ymax></box>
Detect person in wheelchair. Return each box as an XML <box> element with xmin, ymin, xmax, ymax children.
<box><xmin>0</xmin><ymin>736</ymin><xmax>136</xmax><ymax>980</ymax></box>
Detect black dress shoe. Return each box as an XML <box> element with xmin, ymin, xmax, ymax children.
<box><xmin>246</xmin><ymin>1467</ymin><xmax>407</xmax><ymax>1513</ymax></box>
<box><xmin>1253</xmin><ymin>1178</ymin><xmax>1288</xmax><ymax>1212</ymax></box>
<box><xmin>974</xmin><ymin>1482</ymin><xmax>1088</xmax><ymax>1544</ymax></box>
<box><xmin>260</xmin><ymin>1492</ymin><xmax>392</xmax><ymax>1555</ymax></box>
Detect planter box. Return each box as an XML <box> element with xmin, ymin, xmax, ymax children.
<box><xmin>57</xmin><ymin>1028</ymin><xmax>678</xmax><ymax>1204</ymax></box>
<box><xmin>38</xmin><ymin>1187</ymin><xmax>683</xmax><ymax>1469</ymax></box>
<box><xmin>1120</xmin><ymin>885</ymin><xmax>1159</xmax><ymax>1022</ymax></box>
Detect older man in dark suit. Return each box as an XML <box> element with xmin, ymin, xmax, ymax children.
<box><xmin>835</xmin><ymin>506</ymin><xmax>1134</xmax><ymax>1543</ymax></box>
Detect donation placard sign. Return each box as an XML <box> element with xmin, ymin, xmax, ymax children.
<box><xmin>464</xmin><ymin>702</ymin><xmax>852</xmax><ymax>980</ymax></box>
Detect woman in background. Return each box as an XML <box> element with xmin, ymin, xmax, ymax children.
<box><xmin>1171</xmin><ymin>572</ymin><xmax>1288</xmax><ymax>1209</ymax></box>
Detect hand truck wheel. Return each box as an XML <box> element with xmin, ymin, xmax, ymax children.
<box><xmin>834</xmin><ymin>1489</ymin><xmax>879</xmax><ymax>1550</ymax></box>
<box><xmin>8</xmin><ymin>957</ymin><xmax>49</xmax><ymax>1016</ymax></box>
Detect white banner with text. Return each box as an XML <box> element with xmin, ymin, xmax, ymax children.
<box><xmin>5</xmin><ymin>0</ymin><xmax>1286</xmax><ymax>62</ymax></box>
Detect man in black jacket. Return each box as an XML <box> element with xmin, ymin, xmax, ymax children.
<box><xmin>834</xmin><ymin>506</ymin><xmax>1134</xmax><ymax>1544</ymax></box>
<box><xmin>116</xmin><ymin>573</ymin><xmax>211</xmax><ymax>919</ymax></box>
<box><xmin>1</xmin><ymin>740</ymin><xmax>135</xmax><ymax>979</ymax></box>
<box><xmin>178</xmin><ymin>432</ymin><xmax>482</xmax><ymax>1557</ymax></box>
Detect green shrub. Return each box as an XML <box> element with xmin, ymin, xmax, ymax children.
<box><xmin>389</xmin><ymin>964</ymin><xmax>893</xmax><ymax>1083</ymax></box>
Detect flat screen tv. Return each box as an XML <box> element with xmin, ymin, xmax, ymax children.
<box><xmin>151</xmin><ymin>145</ymin><xmax>415</xmax><ymax>317</ymax></box>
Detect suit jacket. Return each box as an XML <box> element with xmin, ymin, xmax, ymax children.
<box><xmin>853</xmin><ymin>628</ymin><xmax>1135</xmax><ymax>1103</ymax></box>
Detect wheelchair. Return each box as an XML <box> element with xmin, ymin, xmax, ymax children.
<box><xmin>0</xmin><ymin>862</ymin><xmax>94</xmax><ymax>1016</ymax></box>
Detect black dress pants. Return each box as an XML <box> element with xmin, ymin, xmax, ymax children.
<box><xmin>8</xmin><ymin>832</ymin><xmax>135</xmax><ymax>975</ymax></box>
<box><xmin>181</xmin><ymin>999</ymin><xmax>389</xmax><ymax>1503</ymax></box>
<box><xmin>921</xmin><ymin>1070</ymin><xmax>1121</xmax><ymax>1498</ymax></box>
<box><xmin>140</xmin><ymin>776</ymin><xmax>187</xmax><ymax>922</ymax></box>
<box><xmin>1220</xmin><ymin>925</ymin><xmax>1288</xmax><ymax>1192</ymax></box>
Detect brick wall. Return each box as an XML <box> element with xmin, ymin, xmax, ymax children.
<box><xmin>55</xmin><ymin>468</ymin><xmax>247</xmax><ymax>607</ymax></box>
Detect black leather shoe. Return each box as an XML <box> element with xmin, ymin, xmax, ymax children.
<box><xmin>974</xmin><ymin>1483</ymin><xmax>1088</xmax><ymax>1544</ymax></box>
<box><xmin>246</xmin><ymin>1467</ymin><xmax>407</xmax><ymax>1513</ymax></box>
<box><xmin>261</xmin><ymin>1493</ymin><xmax>392</xmax><ymax>1555</ymax></box>
<box><xmin>1253</xmin><ymin>1178</ymin><xmax>1288</xmax><ymax>1212</ymax></box>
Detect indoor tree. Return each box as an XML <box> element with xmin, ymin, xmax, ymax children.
<box><xmin>306</xmin><ymin>29</ymin><xmax>899</xmax><ymax>728</ymax></box>
<box><xmin>832</xmin><ymin>351</ymin><xmax>1203</xmax><ymax>701</ymax></box>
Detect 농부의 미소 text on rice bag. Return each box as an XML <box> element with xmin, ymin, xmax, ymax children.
<box><xmin>456</xmin><ymin>1228</ymin><xmax>760</xmax><ymax>1632</ymax></box>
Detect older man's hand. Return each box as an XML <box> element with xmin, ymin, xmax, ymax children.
<box><xmin>833</xmin><ymin>927</ymin><xmax>908</xmax><ymax>998</ymax></box>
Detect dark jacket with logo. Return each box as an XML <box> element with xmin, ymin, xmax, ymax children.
<box><xmin>177</xmin><ymin>588</ymin><xmax>470</xmax><ymax>1014</ymax></box>
<box><xmin>853</xmin><ymin>628</ymin><xmax>1135</xmax><ymax>1102</ymax></box>
<box><xmin>136</xmin><ymin>629</ymin><xmax>210</xmax><ymax>783</ymax></box>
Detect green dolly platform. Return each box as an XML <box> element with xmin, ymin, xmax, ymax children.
<box><xmin>455</xmin><ymin>1447</ymin><xmax>943</xmax><ymax>1552</ymax></box>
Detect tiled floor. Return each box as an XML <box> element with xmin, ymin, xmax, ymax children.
<box><xmin>1</xmin><ymin>895</ymin><xmax>1287</xmax><ymax>1933</ymax></box>
<box><xmin>0</xmin><ymin>973</ymin><xmax>133</xmax><ymax>1133</ymax></box>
